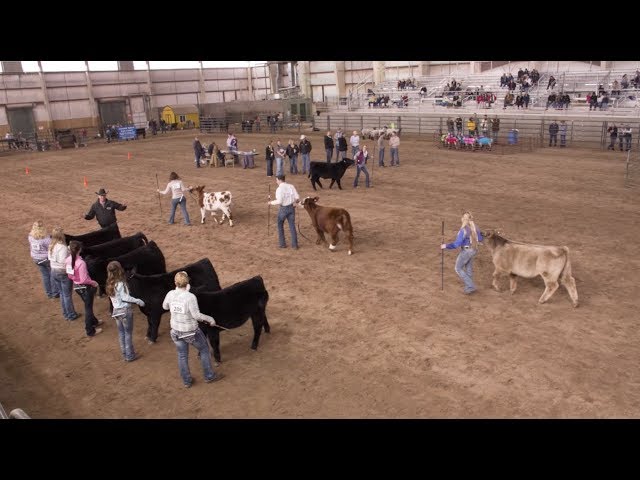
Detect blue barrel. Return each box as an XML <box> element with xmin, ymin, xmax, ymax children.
<box><xmin>508</xmin><ymin>129</ymin><xmax>519</xmax><ymax>145</ymax></box>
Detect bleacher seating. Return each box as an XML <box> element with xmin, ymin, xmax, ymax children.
<box><xmin>344</xmin><ymin>67</ymin><xmax>640</xmax><ymax>117</ymax></box>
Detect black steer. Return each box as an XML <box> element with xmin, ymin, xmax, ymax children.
<box><xmin>127</xmin><ymin>258</ymin><xmax>221</xmax><ymax>343</ymax></box>
<box><xmin>82</xmin><ymin>232</ymin><xmax>148</xmax><ymax>258</ymax></box>
<box><xmin>308</xmin><ymin>158</ymin><xmax>355</xmax><ymax>191</ymax></box>
<box><xmin>193</xmin><ymin>275</ymin><xmax>270</xmax><ymax>363</ymax></box>
<box><xmin>86</xmin><ymin>240</ymin><xmax>166</xmax><ymax>296</ymax></box>
<box><xmin>65</xmin><ymin>223</ymin><xmax>121</xmax><ymax>247</ymax></box>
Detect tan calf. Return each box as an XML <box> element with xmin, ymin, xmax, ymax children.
<box><xmin>483</xmin><ymin>229</ymin><xmax>578</xmax><ymax>307</ymax></box>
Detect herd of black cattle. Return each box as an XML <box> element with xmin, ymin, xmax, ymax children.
<box><xmin>64</xmin><ymin>223</ymin><xmax>270</xmax><ymax>363</ymax></box>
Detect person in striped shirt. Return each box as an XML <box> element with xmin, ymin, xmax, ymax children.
<box><xmin>162</xmin><ymin>271</ymin><xmax>223</xmax><ymax>388</ymax></box>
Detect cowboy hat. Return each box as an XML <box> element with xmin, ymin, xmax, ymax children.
<box><xmin>95</xmin><ymin>188</ymin><xmax>108</xmax><ymax>195</ymax></box>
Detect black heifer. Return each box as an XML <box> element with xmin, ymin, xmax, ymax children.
<box><xmin>308</xmin><ymin>158</ymin><xmax>355</xmax><ymax>191</ymax></box>
<box><xmin>194</xmin><ymin>275</ymin><xmax>270</xmax><ymax>363</ymax></box>
<box><xmin>127</xmin><ymin>258</ymin><xmax>221</xmax><ymax>343</ymax></box>
<box><xmin>64</xmin><ymin>222</ymin><xmax>121</xmax><ymax>247</ymax></box>
<box><xmin>82</xmin><ymin>232</ymin><xmax>148</xmax><ymax>258</ymax></box>
<box><xmin>81</xmin><ymin>232</ymin><xmax>148</xmax><ymax>295</ymax></box>
<box><xmin>85</xmin><ymin>240</ymin><xmax>166</xmax><ymax>295</ymax></box>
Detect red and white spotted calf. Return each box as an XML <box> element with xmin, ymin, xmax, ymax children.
<box><xmin>191</xmin><ymin>185</ymin><xmax>234</xmax><ymax>226</ymax></box>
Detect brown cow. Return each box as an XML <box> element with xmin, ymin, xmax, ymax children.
<box><xmin>301</xmin><ymin>196</ymin><xmax>354</xmax><ymax>255</ymax></box>
<box><xmin>482</xmin><ymin>229</ymin><xmax>578</xmax><ymax>307</ymax></box>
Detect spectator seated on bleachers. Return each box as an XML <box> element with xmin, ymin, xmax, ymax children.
<box><xmin>621</xmin><ymin>74</ymin><xmax>630</xmax><ymax>89</ymax></box>
<box><xmin>612</xmin><ymin>80</ymin><xmax>621</xmax><ymax>96</ymax></box>
<box><xmin>503</xmin><ymin>92</ymin><xmax>515</xmax><ymax>109</ymax></box>
<box><xmin>545</xmin><ymin>93</ymin><xmax>557</xmax><ymax>110</ymax></box>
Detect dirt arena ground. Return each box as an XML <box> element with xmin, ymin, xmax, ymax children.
<box><xmin>1</xmin><ymin>128</ymin><xmax>639</xmax><ymax>419</ymax></box>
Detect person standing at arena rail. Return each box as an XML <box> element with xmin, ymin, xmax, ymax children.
<box><xmin>286</xmin><ymin>139</ymin><xmax>299</xmax><ymax>174</ymax></box>
<box><xmin>622</xmin><ymin>124</ymin><xmax>632</xmax><ymax>152</ymax></box>
<box><xmin>548</xmin><ymin>120</ymin><xmax>559</xmax><ymax>147</ymax></box>
<box><xmin>334</xmin><ymin>128</ymin><xmax>344</xmax><ymax>161</ymax></box>
<box><xmin>267</xmin><ymin>175</ymin><xmax>300</xmax><ymax>249</ymax></box>
<box><xmin>66</xmin><ymin>240</ymin><xmax>103</xmax><ymax>337</ymax></box>
<box><xmin>389</xmin><ymin>132</ymin><xmax>400</xmax><ymax>166</ymax></box>
<box><xmin>324</xmin><ymin>130</ymin><xmax>334</xmax><ymax>163</ymax></box>
<box><xmin>157</xmin><ymin>171</ymin><xmax>192</xmax><ymax>226</ymax></box>
<box><xmin>193</xmin><ymin>136</ymin><xmax>204</xmax><ymax>168</ymax></box>
<box><xmin>162</xmin><ymin>271</ymin><xmax>224</xmax><ymax>388</ymax></box>
<box><xmin>84</xmin><ymin>188</ymin><xmax>127</xmax><ymax>228</ymax></box>
<box><xmin>106</xmin><ymin>261</ymin><xmax>145</xmax><ymax>361</ymax></box>
<box><xmin>265</xmin><ymin>140</ymin><xmax>275</xmax><ymax>177</ymax></box>
<box><xmin>28</xmin><ymin>220</ymin><xmax>59</xmax><ymax>299</ymax></box>
<box><xmin>441</xmin><ymin>211</ymin><xmax>484</xmax><ymax>295</ymax></box>
<box><xmin>299</xmin><ymin>135</ymin><xmax>312</xmax><ymax>175</ymax></box>
<box><xmin>491</xmin><ymin>116</ymin><xmax>500</xmax><ymax>143</ymax></box>
<box><xmin>48</xmin><ymin>227</ymin><xmax>79</xmax><ymax>321</ymax></box>
<box><xmin>275</xmin><ymin>140</ymin><xmax>286</xmax><ymax>177</ymax></box>
<box><xmin>559</xmin><ymin>120</ymin><xmax>568</xmax><ymax>148</ymax></box>
<box><xmin>377</xmin><ymin>132</ymin><xmax>386</xmax><ymax>167</ymax></box>
<box><xmin>607</xmin><ymin>124</ymin><xmax>618</xmax><ymax>151</ymax></box>
<box><xmin>349</xmin><ymin>130</ymin><xmax>360</xmax><ymax>157</ymax></box>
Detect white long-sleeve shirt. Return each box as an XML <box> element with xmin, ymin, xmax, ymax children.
<box><xmin>162</xmin><ymin>287</ymin><xmax>214</xmax><ymax>333</ymax></box>
<box><xmin>159</xmin><ymin>180</ymin><xmax>188</xmax><ymax>199</ymax></box>
<box><xmin>48</xmin><ymin>242</ymin><xmax>69</xmax><ymax>271</ymax></box>
<box><xmin>269</xmin><ymin>182</ymin><xmax>299</xmax><ymax>207</ymax></box>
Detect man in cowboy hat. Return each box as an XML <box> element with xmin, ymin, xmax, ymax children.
<box><xmin>84</xmin><ymin>187</ymin><xmax>127</xmax><ymax>228</ymax></box>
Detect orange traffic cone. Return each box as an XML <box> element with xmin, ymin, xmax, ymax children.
<box><xmin>127</xmin><ymin>152</ymin><xmax>132</xmax><ymax>160</ymax></box>
<box><xmin>25</xmin><ymin>167</ymin><xmax>30</xmax><ymax>175</ymax></box>
<box><xmin>83</xmin><ymin>176</ymin><xmax>88</xmax><ymax>188</ymax></box>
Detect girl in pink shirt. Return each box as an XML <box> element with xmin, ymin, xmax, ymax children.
<box><xmin>66</xmin><ymin>240</ymin><xmax>103</xmax><ymax>337</ymax></box>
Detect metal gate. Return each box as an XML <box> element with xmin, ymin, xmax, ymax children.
<box><xmin>98</xmin><ymin>101</ymin><xmax>127</xmax><ymax>127</ymax></box>
<box><xmin>7</xmin><ymin>107</ymin><xmax>35</xmax><ymax>135</ymax></box>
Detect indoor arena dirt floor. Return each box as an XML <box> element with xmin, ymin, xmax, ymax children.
<box><xmin>1</xmin><ymin>129</ymin><xmax>639</xmax><ymax>419</ymax></box>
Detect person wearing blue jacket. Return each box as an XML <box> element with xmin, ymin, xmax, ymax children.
<box><xmin>441</xmin><ymin>211</ymin><xmax>483</xmax><ymax>295</ymax></box>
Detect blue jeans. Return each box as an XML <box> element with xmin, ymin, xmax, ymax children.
<box><xmin>378</xmin><ymin>147</ymin><xmax>385</xmax><ymax>166</ymax></box>
<box><xmin>169</xmin><ymin>197</ymin><xmax>190</xmax><ymax>225</ymax></box>
<box><xmin>275</xmin><ymin>157</ymin><xmax>284</xmax><ymax>177</ymax></box>
<box><xmin>194</xmin><ymin>153</ymin><xmax>202</xmax><ymax>168</ymax></box>
<box><xmin>351</xmin><ymin>146</ymin><xmax>359</xmax><ymax>157</ymax></box>
<box><xmin>301</xmin><ymin>153</ymin><xmax>311</xmax><ymax>174</ymax></box>
<box><xmin>34</xmin><ymin>259</ymin><xmax>58</xmax><ymax>297</ymax></box>
<box><xmin>75</xmin><ymin>285</ymin><xmax>100</xmax><ymax>336</ymax></box>
<box><xmin>289</xmin><ymin>154</ymin><xmax>298</xmax><ymax>174</ymax></box>
<box><xmin>390</xmin><ymin>147</ymin><xmax>400</xmax><ymax>166</ymax></box>
<box><xmin>326</xmin><ymin>148</ymin><xmax>333</xmax><ymax>162</ymax></box>
<box><xmin>353</xmin><ymin>165</ymin><xmax>370</xmax><ymax>187</ymax></box>
<box><xmin>277</xmin><ymin>204</ymin><xmax>298</xmax><ymax>248</ymax></box>
<box><xmin>335</xmin><ymin>146</ymin><xmax>341</xmax><ymax>161</ymax></box>
<box><xmin>170</xmin><ymin>328</ymin><xmax>216</xmax><ymax>386</ymax></box>
<box><xmin>51</xmin><ymin>270</ymin><xmax>77</xmax><ymax>320</ymax></box>
<box><xmin>115</xmin><ymin>307</ymin><xmax>136</xmax><ymax>361</ymax></box>
<box><xmin>454</xmin><ymin>248</ymin><xmax>478</xmax><ymax>293</ymax></box>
